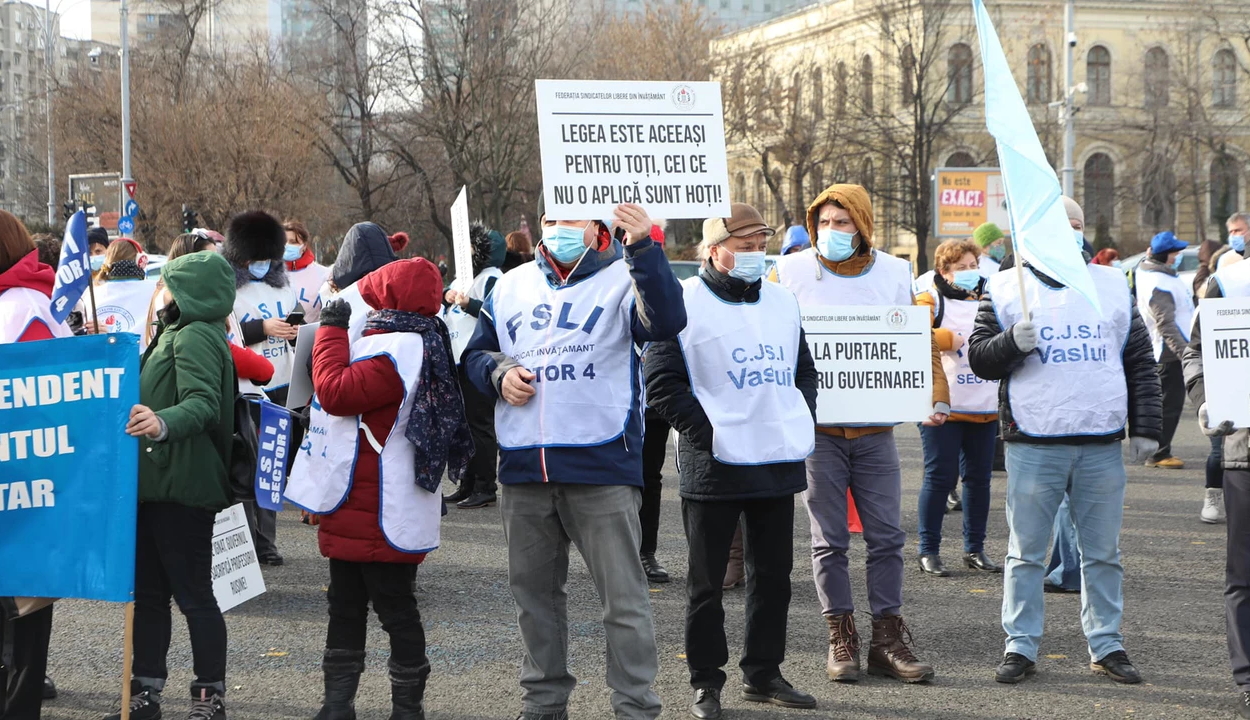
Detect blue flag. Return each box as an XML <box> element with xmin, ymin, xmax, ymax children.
<box><xmin>254</xmin><ymin>400</ymin><xmax>291</xmax><ymax>511</ymax></box>
<box><xmin>0</xmin><ymin>333</ymin><xmax>139</xmax><ymax>602</ymax></box>
<box><xmin>972</xmin><ymin>0</ymin><xmax>1100</xmax><ymax>311</ymax></box>
<box><xmin>49</xmin><ymin>211</ymin><xmax>91</xmax><ymax>324</ymax></box>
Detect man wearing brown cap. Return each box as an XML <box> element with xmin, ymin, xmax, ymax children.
<box><xmin>773</xmin><ymin>183</ymin><xmax>949</xmax><ymax>685</ymax></box>
<box><xmin>647</xmin><ymin>202</ymin><xmax>819</xmax><ymax>719</ymax></box>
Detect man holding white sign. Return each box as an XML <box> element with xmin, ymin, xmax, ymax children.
<box><xmin>772</xmin><ymin>183</ymin><xmax>948</xmax><ymax>685</ymax></box>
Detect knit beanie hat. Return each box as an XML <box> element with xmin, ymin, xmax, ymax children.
<box><xmin>973</xmin><ymin>222</ymin><xmax>1005</xmax><ymax>248</ymax></box>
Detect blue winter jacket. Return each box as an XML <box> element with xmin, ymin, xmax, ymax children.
<box><xmin>462</xmin><ymin>236</ymin><xmax>686</xmax><ymax>486</ymax></box>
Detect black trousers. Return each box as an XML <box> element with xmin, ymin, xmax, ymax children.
<box><xmin>0</xmin><ymin>604</ymin><xmax>52</xmax><ymax>720</ymax></box>
<box><xmin>1226</xmin><ymin>470</ymin><xmax>1250</xmax><ymax>690</ymax></box>
<box><xmin>458</xmin><ymin>364</ymin><xmax>498</xmax><ymax>496</ymax></box>
<box><xmin>640</xmin><ymin>407</ymin><xmax>669</xmax><ymax>555</ymax></box>
<box><xmin>1154</xmin><ymin>359</ymin><xmax>1186</xmax><ymax>460</ymax></box>
<box><xmin>133</xmin><ymin>503</ymin><xmax>227</xmax><ymax>693</ymax></box>
<box><xmin>682</xmin><ymin>495</ymin><xmax>794</xmax><ymax>690</ymax></box>
<box><xmin>326</xmin><ymin>559</ymin><xmax>428</xmax><ymax>673</ymax></box>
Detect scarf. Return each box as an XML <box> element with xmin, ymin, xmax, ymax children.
<box><xmin>363</xmin><ymin>309</ymin><xmax>473</xmax><ymax>492</ymax></box>
<box><xmin>103</xmin><ymin>260</ymin><xmax>146</xmax><ymax>281</ymax></box>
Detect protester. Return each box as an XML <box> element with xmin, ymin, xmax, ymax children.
<box><xmin>968</xmin><ymin>196</ymin><xmax>1161</xmax><ymax>685</ymax></box>
<box><xmin>973</xmin><ymin>222</ymin><xmax>1008</xmax><ymax>276</ymax></box>
<box><xmin>646</xmin><ymin>202</ymin><xmax>818</xmax><ymax>717</ymax></box>
<box><xmin>1042</xmin><ymin>498</ymin><xmax>1082</xmax><ymax>594</ymax></box>
<box><xmin>109</xmin><ymin>251</ymin><xmax>237</xmax><ymax>720</ymax></box>
<box><xmin>504</xmin><ymin>230</ymin><xmax>534</xmax><ymax>271</ymax></box>
<box><xmin>1135</xmin><ymin>231</ymin><xmax>1193</xmax><ymax>471</ymax></box>
<box><xmin>1183</xmin><ymin>228</ymin><xmax>1250</xmax><ymax>716</ymax></box>
<box><xmin>0</xmin><ymin>210</ymin><xmax>70</xmax><ymax>720</ymax></box>
<box><xmin>772</xmin><ymin>183</ymin><xmax>947</xmax><ymax>684</ymax></box>
<box><xmin>1212</xmin><ymin>213</ymin><xmax>1248</xmax><ymax>273</ymax></box>
<box><xmin>463</xmin><ymin>199</ymin><xmax>684</xmax><ymax>720</ymax></box>
<box><xmin>287</xmin><ymin>257</ymin><xmax>470</xmax><ymax>720</ymax></box>
<box><xmin>283</xmin><ymin>220</ymin><xmax>328</xmax><ymax>323</ymax></box>
<box><xmin>223</xmin><ymin>211</ymin><xmax>298</xmax><ymax>567</ymax></box>
<box><xmin>81</xmin><ymin>238</ymin><xmax>158</xmax><ymax>341</ymax></box>
<box><xmin>318</xmin><ymin>224</ymin><xmax>407</xmax><ymax>341</ymax></box>
<box><xmin>915</xmin><ymin>239</ymin><xmax>1000</xmax><ymax>577</ymax></box>
<box><xmin>781</xmin><ymin>224</ymin><xmax>809</xmax><ymax>255</ymax></box>
<box><xmin>443</xmin><ymin>223</ymin><xmax>506</xmax><ymax>510</ymax></box>
<box><xmin>87</xmin><ymin>226</ymin><xmax>110</xmax><ymax>273</ymax></box>
<box><xmin>1092</xmin><ymin>248</ymin><xmax>1121</xmax><ymax>267</ymax></box>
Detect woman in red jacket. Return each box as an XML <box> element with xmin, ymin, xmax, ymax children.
<box><xmin>287</xmin><ymin>258</ymin><xmax>472</xmax><ymax>720</ymax></box>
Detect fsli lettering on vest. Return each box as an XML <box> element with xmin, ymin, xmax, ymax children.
<box><xmin>1199</xmin><ymin>297</ymin><xmax>1250</xmax><ymax>427</ymax></box>
<box><xmin>535</xmin><ymin>79</ymin><xmax>732</xmax><ymax>220</ymax></box>
<box><xmin>802</xmin><ymin>306</ymin><xmax>932</xmax><ymax>425</ymax></box>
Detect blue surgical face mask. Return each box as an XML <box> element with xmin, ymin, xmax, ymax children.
<box><xmin>816</xmin><ymin>229</ymin><xmax>857</xmax><ymax>262</ymax></box>
<box><xmin>726</xmin><ymin>250</ymin><xmax>767</xmax><ymax>284</ymax></box>
<box><xmin>1172</xmin><ymin>253</ymin><xmax>1184</xmax><ymax>270</ymax></box>
<box><xmin>248</xmin><ymin>260</ymin><xmax>271</xmax><ymax>279</ymax></box>
<box><xmin>1112</xmin><ymin>259</ymin><xmax>1123</xmax><ymax>269</ymax></box>
<box><xmin>542</xmin><ymin>223</ymin><xmax>592</xmax><ymax>264</ymax></box>
<box><xmin>1074</xmin><ymin>230</ymin><xmax>1085</xmax><ymax>247</ymax></box>
<box><xmin>1231</xmin><ymin>234</ymin><xmax>1246</xmax><ymax>254</ymax></box>
<box><xmin>987</xmin><ymin>244</ymin><xmax>1006</xmax><ymax>262</ymax></box>
<box><xmin>89</xmin><ymin>255</ymin><xmax>105</xmax><ymax>272</ymax></box>
<box><xmin>952</xmin><ymin>269</ymin><xmax>981</xmax><ymax>292</ymax></box>
<box><xmin>283</xmin><ymin>244</ymin><xmax>303</xmax><ymax>262</ymax></box>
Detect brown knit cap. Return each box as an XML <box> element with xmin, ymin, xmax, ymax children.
<box><xmin>805</xmin><ymin>183</ymin><xmax>875</xmax><ymax>248</ymax></box>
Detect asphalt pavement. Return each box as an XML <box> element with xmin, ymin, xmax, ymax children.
<box><xmin>43</xmin><ymin>417</ymin><xmax>1234</xmax><ymax>720</ymax></box>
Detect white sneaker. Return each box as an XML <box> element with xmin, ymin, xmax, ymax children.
<box><xmin>1202</xmin><ymin>488</ymin><xmax>1226</xmax><ymax>524</ymax></box>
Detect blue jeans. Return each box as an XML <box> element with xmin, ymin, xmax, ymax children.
<box><xmin>1044</xmin><ymin>495</ymin><xmax>1082</xmax><ymax>590</ymax></box>
<box><xmin>917</xmin><ymin>421</ymin><xmax>998</xmax><ymax>555</ymax></box>
<box><xmin>1002</xmin><ymin>442</ymin><xmax>1127</xmax><ymax>662</ymax></box>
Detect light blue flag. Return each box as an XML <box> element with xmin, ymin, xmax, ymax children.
<box><xmin>972</xmin><ymin>0</ymin><xmax>1100</xmax><ymax>311</ymax></box>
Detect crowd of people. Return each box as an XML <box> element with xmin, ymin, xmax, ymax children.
<box><xmin>0</xmin><ymin>190</ymin><xmax>1248</xmax><ymax>720</ymax></box>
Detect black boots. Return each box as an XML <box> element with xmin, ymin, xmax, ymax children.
<box><xmin>388</xmin><ymin>659</ymin><xmax>429</xmax><ymax>720</ymax></box>
<box><xmin>315</xmin><ymin>649</ymin><xmax>365</xmax><ymax>720</ymax></box>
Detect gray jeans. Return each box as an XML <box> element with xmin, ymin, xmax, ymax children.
<box><xmin>500</xmin><ymin>483</ymin><xmax>662</xmax><ymax>719</ymax></box>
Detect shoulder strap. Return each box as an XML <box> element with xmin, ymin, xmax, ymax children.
<box><xmin>932</xmin><ymin>291</ymin><xmax>945</xmax><ymax>329</ymax></box>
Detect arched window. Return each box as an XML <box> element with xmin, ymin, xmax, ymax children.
<box><xmin>1211</xmin><ymin>154</ymin><xmax>1242</xmax><ymax>225</ymax></box>
<box><xmin>1144</xmin><ymin>47</ymin><xmax>1169</xmax><ymax>108</ymax></box>
<box><xmin>947</xmin><ymin>43</ymin><xmax>973</xmax><ymax>105</ymax></box>
<box><xmin>753</xmin><ymin>169</ymin><xmax>765</xmax><ymax>209</ymax></box>
<box><xmin>1215</xmin><ymin>49</ymin><xmax>1238</xmax><ymax>108</ymax></box>
<box><xmin>1083</xmin><ymin>153</ymin><xmax>1116</xmax><ymax>229</ymax></box>
<box><xmin>835</xmin><ymin>61</ymin><xmax>847</xmax><ymax>117</ymax></box>
<box><xmin>1026</xmin><ymin>44</ymin><xmax>1051</xmax><ymax>105</ymax></box>
<box><xmin>835</xmin><ymin>160</ymin><xmax>849</xmax><ymax>184</ymax></box>
<box><xmin>734</xmin><ymin>172</ymin><xmax>746</xmax><ymax>204</ymax></box>
<box><xmin>860</xmin><ymin>54</ymin><xmax>874</xmax><ymax>113</ymax></box>
<box><xmin>1141</xmin><ymin>158</ymin><xmax>1176</xmax><ymax>232</ymax></box>
<box><xmin>811</xmin><ymin>66</ymin><xmax>824</xmax><ymax>119</ymax></box>
<box><xmin>771</xmin><ymin>169</ymin><xmax>785</xmax><ymax>222</ymax></box>
<box><xmin>946</xmin><ymin>151</ymin><xmax>977</xmax><ymax>168</ymax></box>
<box><xmin>900</xmin><ymin>44</ymin><xmax>916</xmax><ymax>105</ymax></box>
<box><xmin>792</xmin><ymin>71</ymin><xmax>803</xmax><ymax>116</ymax></box>
<box><xmin>861</xmin><ymin>158</ymin><xmax>875</xmax><ymax>194</ymax></box>
<box><xmin>1087</xmin><ymin>45</ymin><xmax>1111</xmax><ymax>106</ymax></box>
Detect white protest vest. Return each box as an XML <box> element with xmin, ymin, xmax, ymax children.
<box><xmin>288</xmin><ymin>262</ymin><xmax>328</xmax><ymax>322</ymax></box>
<box><xmin>989</xmin><ymin>265</ymin><xmax>1131</xmax><ymax>438</ymax></box>
<box><xmin>490</xmin><ymin>260</ymin><xmax>636</xmax><ymax>449</ymax></box>
<box><xmin>443</xmin><ymin>266</ymin><xmax>503</xmax><ymax>363</ymax></box>
<box><xmin>775</xmin><ymin>247</ymin><xmax>914</xmax><ymax>307</ymax></box>
<box><xmin>85</xmin><ymin>277</ymin><xmax>159</xmax><ymax>340</ymax></box>
<box><xmin>231</xmin><ymin>281</ymin><xmax>299</xmax><ymax>393</ymax></box>
<box><xmin>0</xmin><ymin>287</ymin><xmax>72</xmax><ymax>343</ymax></box>
<box><xmin>320</xmin><ymin>282</ymin><xmax>375</xmax><ymax>344</ymax></box>
<box><xmin>678</xmin><ymin>276</ymin><xmax>814</xmax><ymax>465</ymax></box>
<box><xmin>913</xmin><ymin>270</ymin><xmax>936</xmax><ymax>297</ymax></box>
<box><xmin>1135</xmin><ymin>267</ymin><xmax>1195</xmax><ymax>361</ymax></box>
<box><xmin>978</xmin><ymin>255</ymin><xmax>1001</xmax><ymax>277</ymax></box>
<box><xmin>1214</xmin><ymin>258</ymin><xmax>1250</xmax><ymax>299</ymax></box>
<box><xmin>929</xmin><ymin>289</ymin><xmax>997</xmax><ymax>414</ymax></box>
<box><xmin>285</xmin><ymin>333</ymin><xmax>441</xmax><ymax>553</ymax></box>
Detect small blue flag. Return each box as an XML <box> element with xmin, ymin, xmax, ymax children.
<box><xmin>49</xmin><ymin>211</ymin><xmax>90</xmax><ymax>324</ymax></box>
<box><xmin>972</xmin><ymin>0</ymin><xmax>1100</xmax><ymax>311</ymax></box>
<box><xmin>255</xmin><ymin>400</ymin><xmax>292</xmax><ymax>511</ymax></box>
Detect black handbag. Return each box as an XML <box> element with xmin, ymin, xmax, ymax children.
<box><xmin>230</xmin><ymin>384</ymin><xmax>263</xmax><ymax>502</ymax></box>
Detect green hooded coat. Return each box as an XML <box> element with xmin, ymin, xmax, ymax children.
<box><xmin>138</xmin><ymin>252</ymin><xmax>236</xmax><ymax>511</ymax></box>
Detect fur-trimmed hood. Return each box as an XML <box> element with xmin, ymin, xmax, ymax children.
<box><xmin>232</xmin><ymin>259</ymin><xmax>289</xmax><ymax>290</ymax></box>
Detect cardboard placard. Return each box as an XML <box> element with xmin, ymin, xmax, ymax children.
<box><xmin>210</xmin><ymin>504</ymin><xmax>266</xmax><ymax>612</ymax></box>
<box><xmin>451</xmin><ymin>186</ymin><xmax>471</xmax><ymax>293</ymax></box>
<box><xmin>1199</xmin><ymin>297</ymin><xmax>1250</xmax><ymax>428</ymax></box>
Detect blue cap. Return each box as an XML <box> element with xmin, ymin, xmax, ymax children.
<box><xmin>781</xmin><ymin>225</ymin><xmax>809</xmax><ymax>255</ymax></box>
<box><xmin>1150</xmin><ymin>231</ymin><xmax>1187</xmax><ymax>255</ymax></box>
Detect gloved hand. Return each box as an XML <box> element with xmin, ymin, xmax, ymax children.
<box><xmin>1199</xmin><ymin>402</ymin><xmax>1235</xmax><ymax>437</ymax></box>
<box><xmin>320</xmin><ymin>299</ymin><xmax>351</xmax><ymax>329</ymax></box>
<box><xmin>1129</xmin><ymin>436</ymin><xmax>1160</xmax><ymax>465</ymax></box>
<box><xmin>1011</xmin><ymin>320</ymin><xmax>1038</xmax><ymax>353</ymax></box>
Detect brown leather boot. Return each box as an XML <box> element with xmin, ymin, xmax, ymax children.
<box><xmin>824</xmin><ymin>612</ymin><xmax>860</xmax><ymax>682</ymax></box>
<box><xmin>867</xmin><ymin>615</ymin><xmax>934</xmax><ymax>683</ymax></box>
<box><xmin>722</xmin><ymin>524</ymin><xmax>745</xmax><ymax>590</ymax></box>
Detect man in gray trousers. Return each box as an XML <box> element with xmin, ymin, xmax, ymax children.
<box><xmin>463</xmin><ymin>200</ymin><xmax>686</xmax><ymax>720</ymax></box>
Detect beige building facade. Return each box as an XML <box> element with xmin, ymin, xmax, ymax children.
<box><xmin>714</xmin><ymin>0</ymin><xmax>1250</xmax><ymax>263</ymax></box>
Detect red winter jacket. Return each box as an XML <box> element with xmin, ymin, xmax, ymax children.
<box><xmin>0</xmin><ymin>250</ymin><xmax>58</xmax><ymax>342</ymax></box>
<box><xmin>311</xmin><ymin>258</ymin><xmax>443</xmax><ymax>564</ymax></box>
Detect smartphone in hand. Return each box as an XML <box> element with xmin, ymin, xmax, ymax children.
<box><xmin>284</xmin><ymin>308</ymin><xmax>306</xmax><ymax>327</ymax></box>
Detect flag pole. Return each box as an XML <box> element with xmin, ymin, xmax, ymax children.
<box><xmin>86</xmin><ymin>275</ymin><xmax>100</xmax><ymax>334</ymax></box>
<box><xmin>121</xmin><ymin>601</ymin><xmax>134</xmax><ymax>720</ymax></box>
<box><xmin>1012</xmin><ymin>240</ymin><xmax>1030</xmax><ymax>319</ymax></box>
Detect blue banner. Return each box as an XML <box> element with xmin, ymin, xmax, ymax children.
<box><xmin>0</xmin><ymin>333</ymin><xmax>139</xmax><ymax>602</ymax></box>
<box><xmin>49</xmin><ymin>211</ymin><xmax>90</xmax><ymax>324</ymax></box>
<box><xmin>255</xmin><ymin>400</ymin><xmax>291</xmax><ymax>511</ymax></box>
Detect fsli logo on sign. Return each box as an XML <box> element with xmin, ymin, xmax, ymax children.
<box><xmin>671</xmin><ymin>84</ymin><xmax>696</xmax><ymax>111</ymax></box>
<box><xmin>885</xmin><ymin>308</ymin><xmax>909</xmax><ymax>330</ymax></box>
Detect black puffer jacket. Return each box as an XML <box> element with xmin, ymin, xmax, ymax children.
<box><xmin>967</xmin><ymin>264</ymin><xmax>1162</xmax><ymax>444</ymax></box>
<box><xmin>644</xmin><ymin>262</ymin><xmax>818</xmax><ymax>501</ymax></box>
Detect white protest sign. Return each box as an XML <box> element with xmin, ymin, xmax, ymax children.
<box><xmin>285</xmin><ymin>321</ymin><xmax>319</xmax><ymax>410</ymax></box>
<box><xmin>210</xmin><ymin>504</ymin><xmax>266</xmax><ymax>612</ymax></box>
<box><xmin>535</xmin><ymin>79</ymin><xmax>732</xmax><ymax>221</ymax></box>
<box><xmin>802</xmin><ymin>306</ymin><xmax>933</xmax><ymax>425</ymax></box>
<box><xmin>451</xmin><ymin>186</ymin><xmax>471</xmax><ymax>293</ymax></box>
<box><xmin>1199</xmin><ymin>297</ymin><xmax>1250</xmax><ymax>427</ymax></box>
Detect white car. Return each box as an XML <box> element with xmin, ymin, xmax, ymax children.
<box><xmin>1121</xmin><ymin>247</ymin><xmax>1200</xmax><ymax>290</ymax></box>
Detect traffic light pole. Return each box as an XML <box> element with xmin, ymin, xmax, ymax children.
<box><xmin>119</xmin><ymin>0</ymin><xmax>132</xmax><ymax>238</ymax></box>
<box><xmin>1061</xmin><ymin>0</ymin><xmax>1075</xmax><ymax>198</ymax></box>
